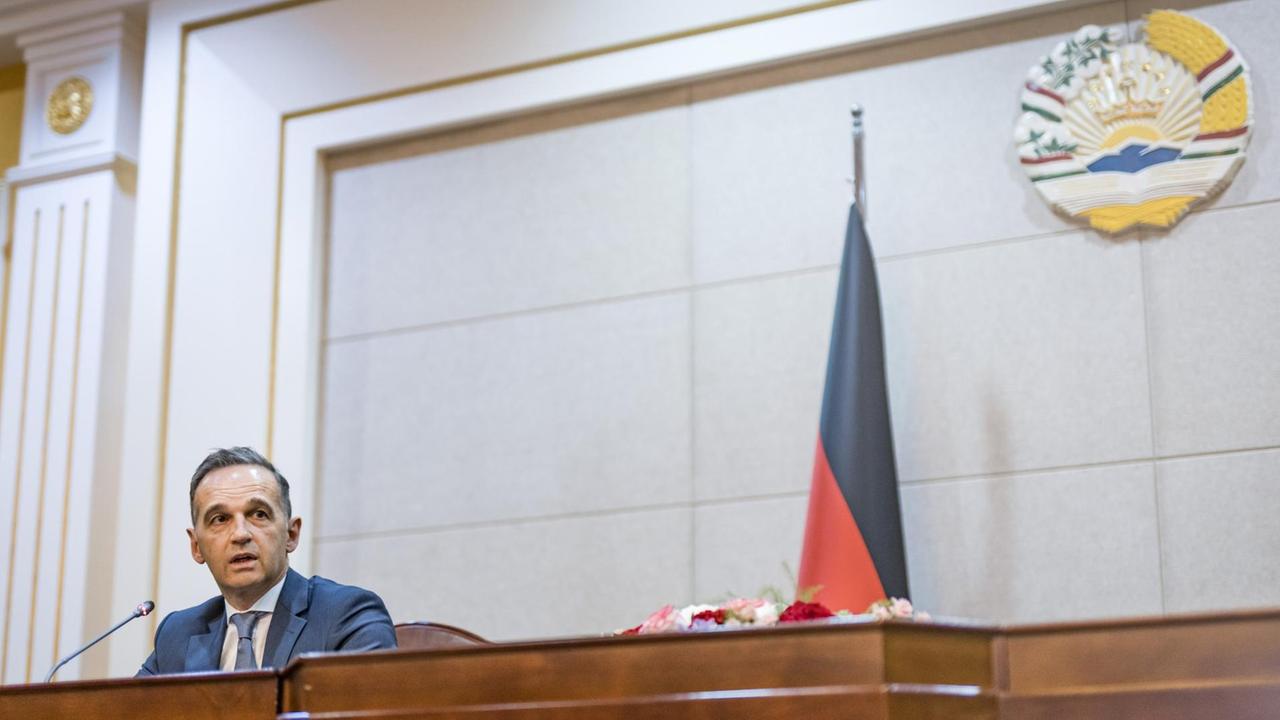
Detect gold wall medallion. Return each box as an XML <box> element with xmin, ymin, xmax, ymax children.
<box><xmin>46</xmin><ymin>76</ymin><xmax>94</xmax><ymax>135</ymax></box>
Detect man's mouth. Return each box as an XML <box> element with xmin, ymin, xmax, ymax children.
<box><xmin>230</xmin><ymin>552</ymin><xmax>257</xmax><ymax>567</ymax></box>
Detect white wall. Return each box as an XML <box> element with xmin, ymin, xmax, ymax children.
<box><xmin>38</xmin><ymin>0</ymin><xmax>1264</xmax><ymax>678</ymax></box>
<box><xmin>0</xmin><ymin>9</ymin><xmax>142</xmax><ymax>685</ymax></box>
<box><xmin>314</xmin><ymin>0</ymin><xmax>1280</xmax><ymax>638</ymax></box>
<box><xmin>0</xmin><ymin>169</ymin><xmax>134</xmax><ymax>683</ymax></box>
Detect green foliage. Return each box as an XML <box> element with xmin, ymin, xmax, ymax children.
<box><xmin>1040</xmin><ymin>28</ymin><xmax>1115</xmax><ymax>89</ymax></box>
<box><xmin>1040</xmin><ymin>137</ymin><xmax>1079</xmax><ymax>156</ymax></box>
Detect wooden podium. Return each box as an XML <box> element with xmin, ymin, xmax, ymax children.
<box><xmin>4</xmin><ymin>608</ymin><xmax>1279</xmax><ymax>719</ymax></box>
<box><xmin>0</xmin><ymin>669</ymin><xmax>278</xmax><ymax>719</ymax></box>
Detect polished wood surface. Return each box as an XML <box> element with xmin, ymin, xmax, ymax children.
<box><xmin>3</xmin><ymin>609</ymin><xmax>1278</xmax><ymax>719</ymax></box>
<box><xmin>277</xmin><ymin>687</ymin><xmax>998</xmax><ymax>720</ymax></box>
<box><xmin>1003</xmin><ymin>607</ymin><xmax>1280</xmax><ymax>691</ymax></box>
<box><xmin>1000</xmin><ymin>679</ymin><xmax>1280</xmax><ymax>720</ymax></box>
<box><xmin>0</xmin><ymin>669</ymin><xmax>276</xmax><ymax>720</ymax></box>
<box><xmin>998</xmin><ymin>608</ymin><xmax>1280</xmax><ymax>719</ymax></box>
<box><xmin>283</xmin><ymin>620</ymin><xmax>995</xmax><ymax>717</ymax></box>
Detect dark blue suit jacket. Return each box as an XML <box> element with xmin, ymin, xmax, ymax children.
<box><xmin>136</xmin><ymin>568</ymin><xmax>396</xmax><ymax>675</ymax></box>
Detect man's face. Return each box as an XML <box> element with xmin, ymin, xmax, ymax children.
<box><xmin>187</xmin><ymin>464</ymin><xmax>301</xmax><ymax>610</ymax></box>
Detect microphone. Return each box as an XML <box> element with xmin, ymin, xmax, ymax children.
<box><xmin>44</xmin><ymin>600</ymin><xmax>154</xmax><ymax>683</ymax></box>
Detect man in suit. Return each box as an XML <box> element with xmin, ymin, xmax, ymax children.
<box><xmin>137</xmin><ymin>447</ymin><xmax>397</xmax><ymax>675</ymax></box>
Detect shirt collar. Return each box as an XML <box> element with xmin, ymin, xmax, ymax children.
<box><xmin>224</xmin><ymin>571</ymin><xmax>288</xmax><ymax>618</ymax></box>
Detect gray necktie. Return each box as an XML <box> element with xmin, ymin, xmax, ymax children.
<box><xmin>229</xmin><ymin>611</ymin><xmax>267</xmax><ymax>670</ymax></box>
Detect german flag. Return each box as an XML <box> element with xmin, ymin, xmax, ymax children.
<box><xmin>797</xmin><ymin>203</ymin><xmax>908</xmax><ymax>611</ymax></box>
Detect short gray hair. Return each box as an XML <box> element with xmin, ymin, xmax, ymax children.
<box><xmin>189</xmin><ymin>446</ymin><xmax>292</xmax><ymax>524</ymax></box>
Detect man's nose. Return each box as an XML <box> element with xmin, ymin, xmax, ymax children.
<box><xmin>230</xmin><ymin>515</ymin><xmax>252</xmax><ymax>542</ymax></box>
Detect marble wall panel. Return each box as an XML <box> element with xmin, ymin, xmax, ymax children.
<box><xmin>319</xmin><ymin>294</ymin><xmax>692</xmax><ymax>538</ymax></box>
<box><xmin>1142</xmin><ymin>202</ymin><xmax>1280</xmax><ymax>456</ymax></box>
<box><xmin>879</xmin><ymin>232</ymin><xmax>1152</xmax><ymax>482</ymax></box>
<box><xmin>327</xmin><ymin>106</ymin><xmax>691</xmax><ymax>338</ymax></box>
<box><xmin>693</xmin><ymin>269</ymin><xmax>837</xmax><ymax>501</ymax></box>
<box><xmin>901</xmin><ymin>463</ymin><xmax>1164</xmax><ymax>622</ymax></box>
<box><xmin>692</xmin><ymin>495</ymin><xmax>808</xmax><ymax>603</ymax></box>
<box><xmin>315</xmin><ymin>507</ymin><xmax>693</xmax><ymax>641</ymax></box>
<box><xmin>689</xmin><ymin>2</ymin><xmax>1127</xmax><ymax>275</ymax></box>
<box><xmin>1157</xmin><ymin>448</ymin><xmax>1280</xmax><ymax>613</ymax></box>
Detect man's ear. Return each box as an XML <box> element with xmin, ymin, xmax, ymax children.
<box><xmin>285</xmin><ymin>516</ymin><xmax>301</xmax><ymax>554</ymax></box>
<box><xmin>187</xmin><ymin>527</ymin><xmax>205</xmax><ymax>564</ymax></box>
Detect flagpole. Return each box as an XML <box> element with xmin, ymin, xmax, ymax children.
<box><xmin>850</xmin><ymin>104</ymin><xmax>866</xmax><ymax>223</ymax></box>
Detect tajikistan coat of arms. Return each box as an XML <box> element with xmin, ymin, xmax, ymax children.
<box><xmin>1015</xmin><ymin>10</ymin><xmax>1252</xmax><ymax>233</ymax></box>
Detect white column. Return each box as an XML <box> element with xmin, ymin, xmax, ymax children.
<box><xmin>0</xmin><ymin>10</ymin><xmax>142</xmax><ymax>684</ymax></box>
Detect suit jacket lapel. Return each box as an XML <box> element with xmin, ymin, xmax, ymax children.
<box><xmin>263</xmin><ymin>568</ymin><xmax>309</xmax><ymax>669</ymax></box>
<box><xmin>185</xmin><ymin>605</ymin><xmax>226</xmax><ymax>672</ymax></box>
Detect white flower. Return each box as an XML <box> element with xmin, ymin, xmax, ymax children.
<box><xmin>1027</xmin><ymin>64</ymin><xmax>1049</xmax><ymax>84</ymax></box>
<box><xmin>870</xmin><ymin>604</ymin><xmax>893</xmax><ymax>620</ymax></box>
<box><xmin>890</xmin><ymin>598</ymin><xmax>914</xmax><ymax>618</ymax></box>
<box><xmin>754</xmin><ymin>603</ymin><xmax>781</xmax><ymax>626</ymax></box>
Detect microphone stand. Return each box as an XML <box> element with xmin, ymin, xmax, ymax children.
<box><xmin>44</xmin><ymin>601</ymin><xmax>153</xmax><ymax>683</ymax></box>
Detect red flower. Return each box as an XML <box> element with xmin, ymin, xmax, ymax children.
<box><xmin>778</xmin><ymin>601</ymin><xmax>835</xmax><ymax>623</ymax></box>
<box><xmin>691</xmin><ymin>609</ymin><xmax>727</xmax><ymax>625</ymax></box>
<box><xmin>619</xmin><ymin>625</ymin><xmax>642</xmax><ymax>635</ymax></box>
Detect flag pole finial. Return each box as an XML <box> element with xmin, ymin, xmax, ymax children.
<box><xmin>850</xmin><ymin>104</ymin><xmax>866</xmax><ymax>222</ymax></box>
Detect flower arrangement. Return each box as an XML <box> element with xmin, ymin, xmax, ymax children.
<box><xmin>617</xmin><ymin>595</ymin><xmax>929</xmax><ymax>635</ymax></box>
<box><xmin>866</xmin><ymin>597</ymin><xmax>930</xmax><ymax>622</ymax></box>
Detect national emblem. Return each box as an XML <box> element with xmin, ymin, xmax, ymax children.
<box><xmin>1014</xmin><ymin>11</ymin><xmax>1252</xmax><ymax>233</ymax></box>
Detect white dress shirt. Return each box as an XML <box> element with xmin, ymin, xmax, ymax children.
<box><xmin>220</xmin><ymin>573</ymin><xmax>287</xmax><ymax>671</ymax></box>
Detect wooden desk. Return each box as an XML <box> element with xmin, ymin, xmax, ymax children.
<box><xmin>4</xmin><ymin>609</ymin><xmax>1278</xmax><ymax>719</ymax></box>
<box><xmin>281</xmin><ymin>620</ymin><xmax>998</xmax><ymax>719</ymax></box>
<box><xmin>999</xmin><ymin>608</ymin><xmax>1280</xmax><ymax>719</ymax></box>
<box><xmin>0</xmin><ymin>670</ymin><xmax>276</xmax><ymax>720</ymax></box>
<box><xmin>278</xmin><ymin>610</ymin><xmax>1280</xmax><ymax>719</ymax></box>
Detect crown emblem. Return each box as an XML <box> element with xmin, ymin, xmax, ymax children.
<box><xmin>1093</xmin><ymin>93</ymin><xmax>1163</xmax><ymax>123</ymax></box>
<box><xmin>1080</xmin><ymin>56</ymin><xmax>1174</xmax><ymax>125</ymax></box>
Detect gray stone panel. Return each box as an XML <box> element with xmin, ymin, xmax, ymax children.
<box><xmin>1143</xmin><ymin>202</ymin><xmax>1280</xmax><ymax>456</ymax></box>
<box><xmin>689</xmin><ymin>2</ymin><xmax>1128</xmax><ymax>273</ymax></box>
<box><xmin>1157</xmin><ymin>449</ymin><xmax>1280</xmax><ymax>613</ymax></box>
<box><xmin>318</xmin><ymin>293</ymin><xmax>692</xmax><ymax>537</ymax></box>
<box><xmin>327</xmin><ymin>106</ymin><xmax>691</xmax><ymax>339</ymax></box>
<box><xmin>314</xmin><ymin>507</ymin><xmax>693</xmax><ymax>641</ymax></box>
<box><xmin>693</xmin><ymin>495</ymin><xmax>807</xmax><ymax>604</ymax></box>
<box><xmin>901</xmin><ymin>463</ymin><xmax>1163</xmax><ymax>622</ymax></box>
<box><xmin>693</xmin><ymin>270</ymin><xmax>837</xmax><ymax>501</ymax></box>
<box><xmin>880</xmin><ymin>232</ymin><xmax>1152</xmax><ymax>481</ymax></box>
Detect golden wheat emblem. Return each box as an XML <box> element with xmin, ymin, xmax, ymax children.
<box><xmin>1014</xmin><ymin>11</ymin><xmax>1252</xmax><ymax>233</ymax></box>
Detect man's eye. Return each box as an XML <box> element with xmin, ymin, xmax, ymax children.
<box><xmin>254</xmin><ymin>510</ymin><xmax>269</xmax><ymax>519</ymax></box>
<box><xmin>210</xmin><ymin>515</ymin><xmax>226</xmax><ymax>524</ymax></box>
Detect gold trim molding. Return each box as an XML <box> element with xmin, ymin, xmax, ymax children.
<box><xmin>281</xmin><ymin>0</ymin><xmax>858</xmax><ymax>121</ymax></box>
<box><xmin>152</xmin><ymin>0</ymin><xmax>862</xmax><ymax>637</ymax></box>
